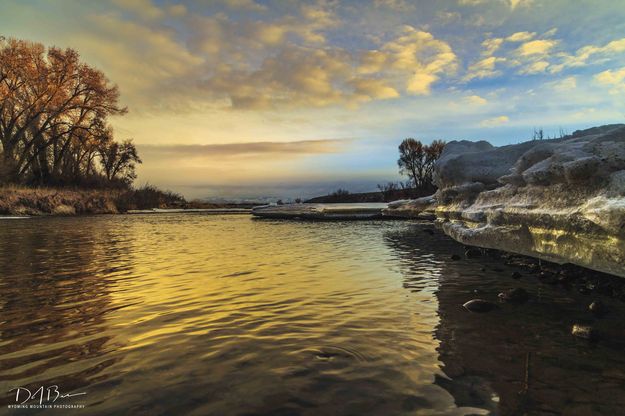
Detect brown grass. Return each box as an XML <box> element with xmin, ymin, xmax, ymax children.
<box><xmin>0</xmin><ymin>185</ymin><xmax>121</xmax><ymax>215</ymax></box>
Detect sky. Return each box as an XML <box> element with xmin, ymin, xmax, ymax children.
<box><xmin>1</xmin><ymin>0</ymin><xmax>625</xmax><ymax>200</ymax></box>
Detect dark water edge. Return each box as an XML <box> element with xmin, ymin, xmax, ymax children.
<box><xmin>389</xmin><ymin>227</ymin><xmax>625</xmax><ymax>415</ymax></box>
<box><xmin>1</xmin><ymin>215</ymin><xmax>624</xmax><ymax>415</ymax></box>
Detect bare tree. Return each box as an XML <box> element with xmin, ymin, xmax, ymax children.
<box><xmin>398</xmin><ymin>138</ymin><xmax>426</xmax><ymax>188</ymax></box>
<box><xmin>99</xmin><ymin>139</ymin><xmax>141</xmax><ymax>184</ymax></box>
<box><xmin>397</xmin><ymin>138</ymin><xmax>445</xmax><ymax>190</ymax></box>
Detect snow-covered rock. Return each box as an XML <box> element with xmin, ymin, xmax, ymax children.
<box><xmin>252</xmin><ymin>203</ymin><xmax>388</xmax><ymax>220</ymax></box>
<box><xmin>385</xmin><ymin>124</ymin><xmax>625</xmax><ymax>277</ymax></box>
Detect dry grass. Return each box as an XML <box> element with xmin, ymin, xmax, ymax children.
<box><xmin>0</xmin><ymin>185</ymin><xmax>120</xmax><ymax>215</ymax></box>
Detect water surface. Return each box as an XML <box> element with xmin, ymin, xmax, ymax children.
<box><xmin>1</xmin><ymin>214</ymin><xmax>624</xmax><ymax>415</ymax></box>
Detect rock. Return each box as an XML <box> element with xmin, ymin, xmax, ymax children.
<box><xmin>464</xmin><ymin>248</ymin><xmax>482</xmax><ymax>258</ymax></box>
<box><xmin>383</xmin><ymin>196</ymin><xmax>437</xmax><ymax>218</ymax></box>
<box><xmin>451</xmin><ymin>254</ymin><xmax>461</xmax><ymax>260</ymax></box>
<box><xmin>463</xmin><ymin>299</ymin><xmax>497</xmax><ymax>312</ymax></box>
<box><xmin>498</xmin><ymin>288</ymin><xmax>529</xmax><ymax>303</ymax></box>
<box><xmin>589</xmin><ymin>300</ymin><xmax>606</xmax><ymax>316</ymax></box>
<box><xmin>51</xmin><ymin>204</ymin><xmax>76</xmax><ymax>215</ymax></box>
<box><xmin>571</xmin><ymin>324</ymin><xmax>596</xmax><ymax>340</ymax></box>
<box><xmin>538</xmin><ymin>271</ymin><xmax>552</xmax><ymax>279</ymax></box>
<box><xmin>252</xmin><ymin>203</ymin><xmax>387</xmax><ymax>220</ymax></box>
<box><xmin>385</xmin><ymin>124</ymin><xmax>625</xmax><ymax>278</ymax></box>
<box><xmin>511</xmin><ymin>271</ymin><xmax>522</xmax><ymax>279</ymax></box>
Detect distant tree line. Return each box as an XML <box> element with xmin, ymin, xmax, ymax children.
<box><xmin>0</xmin><ymin>36</ymin><xmax>140</xmax><ymax>187</ymax></box>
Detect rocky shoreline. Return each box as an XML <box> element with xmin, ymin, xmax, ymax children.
<box><xmin>385</xmin><ymin>124</ymin><xmax>625</xmax><ymax>278</ymax></box>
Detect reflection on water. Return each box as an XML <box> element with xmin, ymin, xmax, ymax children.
<box><xmin>0</xmin><ymin>215</ymin><xmax>624</xmax><ymax>415</ymax></box>
<box><xmin>385</xmin><ymin>225</ymin><xmax>625</xmax><ymax>415</ymax></box>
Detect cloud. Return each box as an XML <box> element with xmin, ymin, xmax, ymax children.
<box><xmin>594</xmin><ymin>67</ymin><xmax>625</xmax><ymax>93</ymax></box>
<box><xmin>518</xmin><ymin>60</ymin><xmax>549</xmax><ymax>74</ymax></box>
<box><xmin>464</xmin><ymin>95</ymin><xmax>488</xmax><ymax>105</ymax></box>
<box><xmin>515</xmin><ymin>39</ymin><xmax>558</xmax><ymax>56</ymax></box>
<box><xmin>110</xmin><ymin>0</ymin><xmax>165</xmax><ymax>20</ymax></box>
<box><xmin>218</xmin><ymin>0</ymin><xmax>267</xmax><ymax>12</ymax></box>
<box><xmin>509</xmin><ymin>0</ymin><xmax>533</xmax><ymax>9</ymax></box>
<box><xmin>373</xmin><ymin>0</ymin><xmax>416</xmax><ymax>12</ymax></box>
<box><xmin>550</xmin><ymin>76</ymin><xmax>577</xmax><ymax>91</ymax></box>
<box><xmin>479</xmin><ymin>115</ymin><xmax>509</xmax><ymax>127</ymax></box>
<box><xmin>350</xmin><ymin>78</ymin><xmax>400</xmax><ymax>101</ymax></box>
<box><xmin>196</xmin><ymin>24</ymin><xmax>457</xmax><ymax>109</ymax></box>
<box><xmin>481</xmin><ymin>37</ymin><xmax>504</xmax><ymax>56</ymax></box>
<box><xmin>506</xmin><ymin>31</ymin><xmax>535</xmax><ymax>42</ymax></box>
<box><xmin>464</xmin><ymin>56</ymin><xmax>506</xmax><ymax>81</ymax></box>
<box><xmin>167</xmin><ymin>4</ymin><xmax>187</xmax><ymax>17</ymax></box>
<box><xmin>378</xmin><ymin>26</ymin><xmax>458</xmax><ymax>95</ymax></box>
<box><xmin>551</xmin><ymin>37</ymin><xmax>625</xmax><ymax>73</ymax></box>
<box><xmin>138</xmin><ymin>139</ymin><xmax>351</xmax><ymax>159</ymax></box>
<box><xmin>459</xmin><ymin>0</ymin><xmax>533</xmax><ymax>10</ymax></box>
<box><xmin>74</xmin><ymin>13</ymin><xmax>203</xmax><ymax>108</ymax></box>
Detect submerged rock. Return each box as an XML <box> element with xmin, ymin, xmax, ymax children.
<box><xmin>498</xmin><ymin>288</ymin><xmax>529</xmax><ymax>303</ymax></box>
<box><xmin>385</xmin><ymin>124</ymin><xmax>625</xmax><ymax>278</ymax></box>
<box><xmin>571</xmin><ymin>324</ymin><xmax>596</xmax><ymax>340</ymax></box>
<box><xmin>589</xmin><ymin>300</ymin><xmax>606</xmax><ymax>316</ymax></box>
<box><xmin>464</xmin><ymin>248</ymin><xmax>482</xmax><ymax>258</ymax></box>
<box><xmin>463</xmin><ymin>299</ymin><xmax>497</xmax><ymax>312</ymax></box>
<box><xmin>252</xmin><ymin>203</ymin><xmax>387</xmax><ymax>220</ymax></box>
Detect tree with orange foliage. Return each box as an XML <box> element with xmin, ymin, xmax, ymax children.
<box><xmin>0</xmin><ymin>36</ymin><xmax>140</xmax><ymax>186</ymax></box>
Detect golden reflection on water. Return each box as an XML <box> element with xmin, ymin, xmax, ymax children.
<box><xmin>1</xmin><ymin>214</ymin><xmax>625</xmax><ymax>415</ymax></box>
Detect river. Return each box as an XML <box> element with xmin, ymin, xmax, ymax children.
<box><xmin>1</xmin><ymin>214</ymin><xmax>624</xmax><ymax>415</ymax></box>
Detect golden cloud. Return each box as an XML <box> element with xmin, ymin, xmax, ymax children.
<box><xmin>594</xmin><ymin>67</ymin><xmax>625</xmax><ymax>94</ymax></box>
<box><xmin>138</xmin><ymin>139</ymin><xmax>351</xmax><ymax>160</ymax></box>
<box><xmin>464</xmin><ymin>56</ymin><xmax>506</xmax><ymax>81</ymax></box>
<box><xmin>506</xmin><ymin>31</ymin><xmax>536</xmax><ymax>42</ymax></box>
<box><xmin>479</xmin><ymin>115</ymin><xmax>509</xmax><ymax>127</ymax></box>
<box><xmin>516</xmin><ymin>39</ymin><xmax>558</xmax><ymax>56</ymax></box>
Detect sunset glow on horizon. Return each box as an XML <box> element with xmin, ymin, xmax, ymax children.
<box><xmin>3</xmin><ymin>0</ymin><xmax>624</xmax><ymax>199</ymax></box>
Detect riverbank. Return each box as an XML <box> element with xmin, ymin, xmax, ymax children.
<box><xmin>0</xmin><ymin>186</ymin><xmax>121</xmax><ymax>216</ymax></box>
<box><xmin>386</xmin><ymin>124</ymin><xmax>625</xmax><ymax>278</ymax></box>
<box><xmin>0</xmin><ymin>185</ymin><xmax>266</xmax><ymax>216</ymax></box>
<box><xmin>0</xmin><ymin>184</ymin><xmax>190</xmax><ymax>216</ymax></box>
